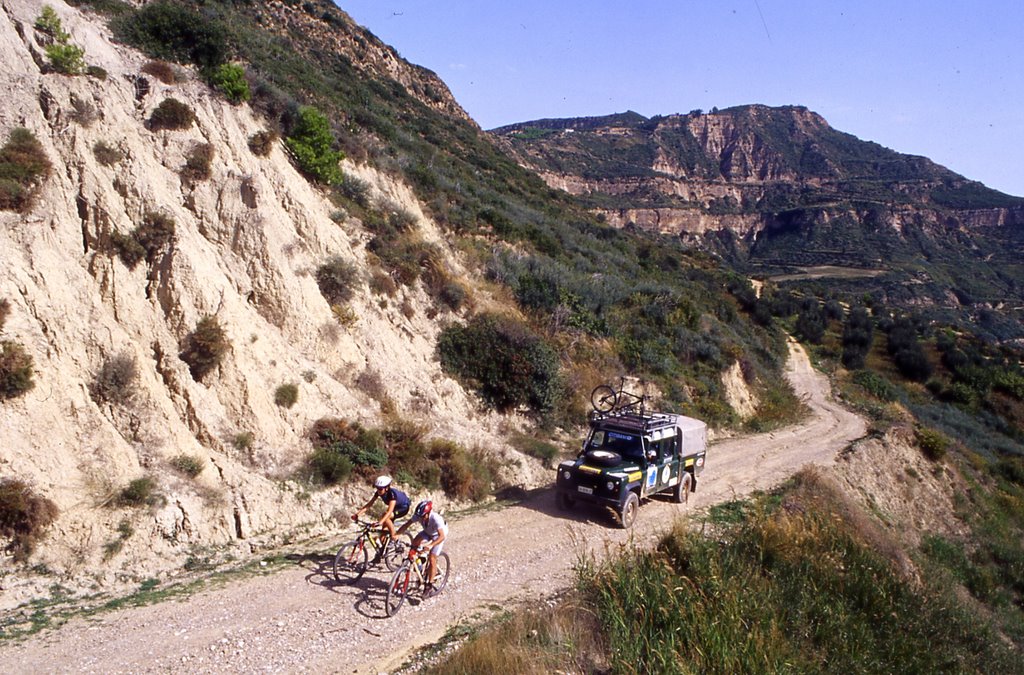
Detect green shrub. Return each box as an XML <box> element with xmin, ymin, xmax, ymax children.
<box><xmin>113</xmin><ymin>211</ymin><xmax>176</xmax><ymax>269</ymax></box>
<box><xmin>437</xmin><ymin>313</ymin><xmax>562</xmax><ymax>414</ymax></box>
<box><xmin>0</xmin><ymin>128</ymin><xmax>51</xmax><ymax>212</ymax></box>
<box><xmin>247</xmin><ymin>129</ymin><xmax>278</xmax><ymax>157</ymax></box>
<box><xmin>45</xmin><ymin>43</ymin><xmax>86</xmax><ymax>74</ymax></box>
<box><xmin>110</xmin><ymin>229</ymin><xmax>146</xmax><ymax>269</ymax></box>
<box><xmin>148</xmin><ymin>98</ymin><xmax>195</xmax><ymax>131</ymax></box>
<box><xmin>432</xmin><ymin>441</ymin><xmax>496</xmax><ymax>501</ymax></box>
<box><xmin>0</xmin><ymin>478</ymin><xmax>59</xmax><ymax>562</ymax></box>
<box><xmin>111</xmin><ymin>1</ymin><xmax>229</xmax><ymax>70</ymax></box>
<box><xmin>274</xmin><ymin>383</ymin><xmax>298</xmax><ymax>408</ymax></box>
<box><xmin>180</xmin><ymin>315</ymin><xmax>229</xmax><ymax>381</ymax></box>
<box><xmin>35</xmin><ymin>6</ymin><xmax>68</xmax><ymax>41</ymax></box>
<box><xmin>141</xmin><ymin>60</ymin><xmax>178</xmax><ymax>84</ymax></box>
<box><xmin>0</xmin><ymin>298</ymin><xmax>9</xmax><ymax>329</ymax></box>
<box><xmin>117</xmin><ymin>476</ymin><xmax>158</xmax><ymax>507</ymax></box>
<box><xmin>915</xmin><ymin>425</ymin><xmax>950</xmax><ymax>461</ymax></box>
<box><xmin>86</xmin><ymin>65</ymin><xmax>107</xmax><ymax>80</ymax></box>
<box><xmin>309</xmin><ymin>447</ymin><xmax>352</xmax><ymax>485</ymax></box>
<box><xmin>315</xmin><ymin>257</ymin><xmax>358</xmax><ymax>305</ymax></box>
<box><xmin>93</xmin><ymin>140</ymin><xmax>123</xmax><ymax>166</ymax></box>
<box><xmin>181</xmin><ymin>142</ymin><xmax>214</xmax><ymax>182</ymax></box>
<box><xmin>308</xmin><ymin>417</ymin><xmax>387</xmax><ymax>484</ymax></box>
<box><xmin>232</xmin><ymin>431</ymin><xmax>254</xmax><ymax>451</ymax></box>
<box><xmin>852</xmin><ymin>369</ymin><xmax>897</xmax><ymax>402</ymax></box>
<box><xmin>69</xmin><ymin>95</ymin><xmax>97</xmax><ymax>126</ymax></box>
<box><xmin>285</xmin><ymin>106</ymin><xmax>343</xmax><ymax>185</ymax></box>
<box><xmin>0</xmin><ymin>341</ymin><xmax>35</xmax><ymax>400</ymax></box>
<box><xmin>208</xmin><ymin>63</ymin><xmax>250</xmax><ymax>104</ymax></box>
<box><xmin>169</xmin><ymin>454</ymin><xmax>204</xmax><ymax>478</ymax></box>
<box><xmin>89</xmin><ymin>351</ymin><xmax>138</xmax><ymax>405</ymax></box>
<box><xmin>510</xmin><ymin>433</ymin><xmax>560</xmax><ymax>468</ymax></box>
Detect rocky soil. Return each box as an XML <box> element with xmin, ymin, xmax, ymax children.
<box><xmin>0</xmin><ymin>340</ymin><xmax>874</xmax><ymax>673</ymax></box>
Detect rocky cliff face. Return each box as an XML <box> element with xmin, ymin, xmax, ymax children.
<box><xmin>493</xmin><ymin>107</ymin><xmax>1024</xmax><ymax>325</ymax></box>
<box><xmin>0</xmin><ymin>0</ymin><xmax>513</xmax><ymax>604</ymax></box>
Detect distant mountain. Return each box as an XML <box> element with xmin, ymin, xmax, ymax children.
<box><xmin>492</xmin><ymin>106</ymin><xmax>1024</xmax><ymax>335</ymax></box>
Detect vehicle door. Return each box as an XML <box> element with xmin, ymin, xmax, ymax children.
<box><xmin>648</xmin><ymin>430</ymin><xmax>677</xmax><ymax>494</ymax></box>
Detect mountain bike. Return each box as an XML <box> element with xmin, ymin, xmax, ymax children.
<box><xmin>590</xmin><ymin>377</ymin><xmax>648</xmax><ymax>415</ymax></box>
<box><xmin>384</xmin><ymin>545</ymin><xmax>451</xmax><ymax>617</ymax></box>
<box><xmin>333</xmin><ymin>519</ymin><xmax>412</xmax><ymax>585</ymax></box>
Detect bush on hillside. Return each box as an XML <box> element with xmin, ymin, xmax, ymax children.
<box><xmin>180</xmin><ymin>315</ymin><xmax>229</xmax><ymax>381</ymax></box>
<box><xmin>247</xmin><ymin>129</ymin><xmax>278</xmax><ymax>157</ymax></box>
<box><xmin>0</xmin><ymin>298</ymin><xmax>10</xmax><ymax>329</ymax></box>
<box><xmin>181</xmin><ymin>142</ymin><xmax>214</xmax><ymax>182</ymax></box>
<box><xmin>208</xmin><ymin>63</ymin><xmax>250</xmax><ymax>104</ymax></box>
<box><xmin>0</xmin><ymin>341</ymin><xmax>35</xmax><ymax>400</ymax></box>
<box><xmin>45</xmin><ymin>43</ymin><xmax>86</xmax><ymax>75</ymax></box>
<box><xmin>315</xmin><ymin>257</ymin><xmax>358</xmax><ymax>306</ymax></box>
<box><xmin>274</xmin><ymin>383</ymin><xmax>298</xmax><ymax>408</ymax></box>
<box><xmin>116</xmin><ymin>476</ymin><xmax>159</xmax><ymax>507</ymax></box>
<box><xmin>437</xmin><ymin>313</ymin><xmax>562</xmax><ymax>414</ymax></box>
<box><xmin>914</xmin><ymin>425</ymin><xmax>950</xmax><ymax>461</ymax></box>
<box><xmin>89</xmin><ymin>351</ymin><xmax>138</xmax><ymax>405</ymax></box>
<box><xmin>141</xmin><ymin>59</ymin><xmax>178</xmax><ymax>84</ymax></box>
<box><xmin>308</xmin><ymin>417</ymin><xmax>387</xmax><ymax>484</ymax></box>
<box><xmin>285</xmin><ymin>106</ymin><xmax>343</xmax><ymax>185</ymax></box>
<box><xmin>0</xmin><ymin>478</ymin><xmax>59</xmax><ymax>562</ymax></box>
<box><xmin>93</xmin><ymin>140</ymin><xmax>123</xmax><ymax>166</ymax></box>
<box><xmin>111</xmin><ymin>1</ymin><xmax>229</xmax><ymax>69</ymax></box>
<box><xmin>148</xmin><ymin>98</ymin><xmax>195</xmax><ymax>131</ymax></box>
<box><xmin>169</xmin><ymin>454</ymin><xmax>204</xmax><ymax>478</ymax></box>
<box><xmin>0</xmin><ymin>128</ymin><xmax>51</xmax><ymax>212</ymax></box>
<box><xmin>112</xmin><ymin>212</ymin><xmax>176</xmax><ymax>269</ymax></box>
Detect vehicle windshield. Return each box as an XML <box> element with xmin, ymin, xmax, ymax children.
<box><xmin>587</xmin><ymin>429</ymin><xmax>646</xmax><ymax>462</ymax></box>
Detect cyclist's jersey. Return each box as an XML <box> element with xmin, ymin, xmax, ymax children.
<box><xmin>419</xmin><ymin>511</ymin><xmax>448</xmax><ymax>540</ymax></box>
<box><xmin>382</xmin><ymin>487</ymin><xmax>410</xmax><ymax>517</ymax></box>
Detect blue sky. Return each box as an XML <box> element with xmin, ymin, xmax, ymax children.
<box><xmin>339</xmin><ymin>1</ymin><xmax>1024</xmax><ymax>197</ymax></box>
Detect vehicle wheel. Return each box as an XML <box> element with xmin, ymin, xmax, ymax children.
<box><xmin>432</xmin><ymin>552</ymin><xmax>451</xmax><ymax>593</ymax></box>
<box><xmin>586</xmin><ymin>449</ymin><xmax>622</xmax><ymax>467</ymax></box>
<box><xmin>556</xmin><ymin>491</ymin><xmax>576</xmax><ymax>510</ymax></box>
<box><xmin>590</xmin><ymin>385</ymin><xmax>617</xmax><ymax>413</ymax></box>
<box><xmin>673</xmin><ymin>472</ymin><xmax>692</xmax><ymax>505</ymax></box>
<box><xmin>383</xmin><ymin>533</ymin><xmax>414</xmax><ymax>572</ymax></box>
<box><xmin>385</xmin><ymin>564</ymin><xmax>411</xmax><ymax>617</ymax></box>
<box><xmin>333</xmin><ymin>540</ymin><xmax>368</xmax><ymax>584</ymax></box>
<box><xmin>619</xmin><ymin>492</ymin><xmax>639</xmax><ymax>529</ymax></box>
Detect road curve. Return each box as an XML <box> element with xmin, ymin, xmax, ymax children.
<box><xmin>0</xmin><ymin>339</ymin><xmax>866</xmax><ymax>674</ymax></box>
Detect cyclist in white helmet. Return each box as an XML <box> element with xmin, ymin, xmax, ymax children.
<box><xmin>397</xmin><ymin>500</ymin><xmax>448</xmax><ymax>598</ymax></box>
<box><xmin>352</xmin><ymin>475</ymin><xmax>410</xmax><ymax>561</ymax></box>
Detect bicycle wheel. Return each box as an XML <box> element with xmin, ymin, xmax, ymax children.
<box><xmin>383</xmin><ymin>533</ymin><xmax>413</xmax><ymax>572</ymax></box>
<box><xmin>590</xmin><ymin>384</ymin><xmax>617</xmax><ymax>413</ymax></box>
<box><xmin>431</xmin><ymin>552</ymin><xmax>451</xmax><ymax>594</ymax></box>
<box><xmin>333</xmin><ymin>539</ymin><xmax>368</xmax><ymax>584</ymax></box>
<box><xmin>385</xmin><ymin>563</ymin><xmax>411</xmax><ymax>617</ymax></box>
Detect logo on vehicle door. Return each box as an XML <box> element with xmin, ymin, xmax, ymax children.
<box><xmin>661</xmin><ymin>465</ymin><xmax>671</xmax><ymax>483</ymax></box>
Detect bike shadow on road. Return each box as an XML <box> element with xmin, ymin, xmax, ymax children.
<box><xmin>288</xmin><ymin>551</ymin><xmax>410</xmax><ymax>619</ymax></box>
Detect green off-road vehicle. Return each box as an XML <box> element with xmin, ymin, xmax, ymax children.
<box><xmin>555</xmin><ymin>384</ymin><xmax>707</xmax><ymax>528</ymax></box>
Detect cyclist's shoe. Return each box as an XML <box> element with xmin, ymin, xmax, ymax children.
<box><xmin>369</xmin><ymin>551</ymin><xmax>382</xmax><ymax>564</ymax></box>
<box><xmin>423</xmin><ymin>583</ymin><xmax>438</xmax><ymax>598</ymax></box>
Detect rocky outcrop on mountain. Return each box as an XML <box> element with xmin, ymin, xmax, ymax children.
<box><xmin>493</xmin><ymin>106</ymin><xmax>1024</xmax><ymax>325</ymax></box>
<box><xmin>0</xmin><ymin>0</ymin><xmax>511</xmax><ymax>604</ymax></box>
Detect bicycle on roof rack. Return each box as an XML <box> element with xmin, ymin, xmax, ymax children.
<box><xmin>590</xmin><ymin>377</ymin><xmax>649</xmax><ymax>416</ymax></box>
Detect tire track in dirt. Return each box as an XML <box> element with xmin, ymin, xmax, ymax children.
<box><xmin>0</xmin><ymin>340</ymin><xmax>866</xmax><ymax>674</ymax></box>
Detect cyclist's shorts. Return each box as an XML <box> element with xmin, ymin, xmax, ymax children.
<box><xmin>394</xmin><ymin>504</ymin><xmax>410</xmax><ymax>518</ymax></box>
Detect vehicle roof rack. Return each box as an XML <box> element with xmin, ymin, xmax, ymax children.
<box><xmin>588</xmin><ymin>407</ymin><xmax>677</xmax><ymax>434</ymax></box>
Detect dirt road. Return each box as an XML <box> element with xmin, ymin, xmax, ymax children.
<box><xmin>0</xmin><ymin>340</ymin><xmax>865</xmax><ymax>673</ymax></box>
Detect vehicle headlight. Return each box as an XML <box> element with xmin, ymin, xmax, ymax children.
<box><xmin>606</xmin><ymin>481</ymin><xmax>616</xmax><ymax>491</ymax></box>
<box><xmin>563</xmin><ymin>470</ymin><xmax>571</xmax><ymax>480</ymax></box>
